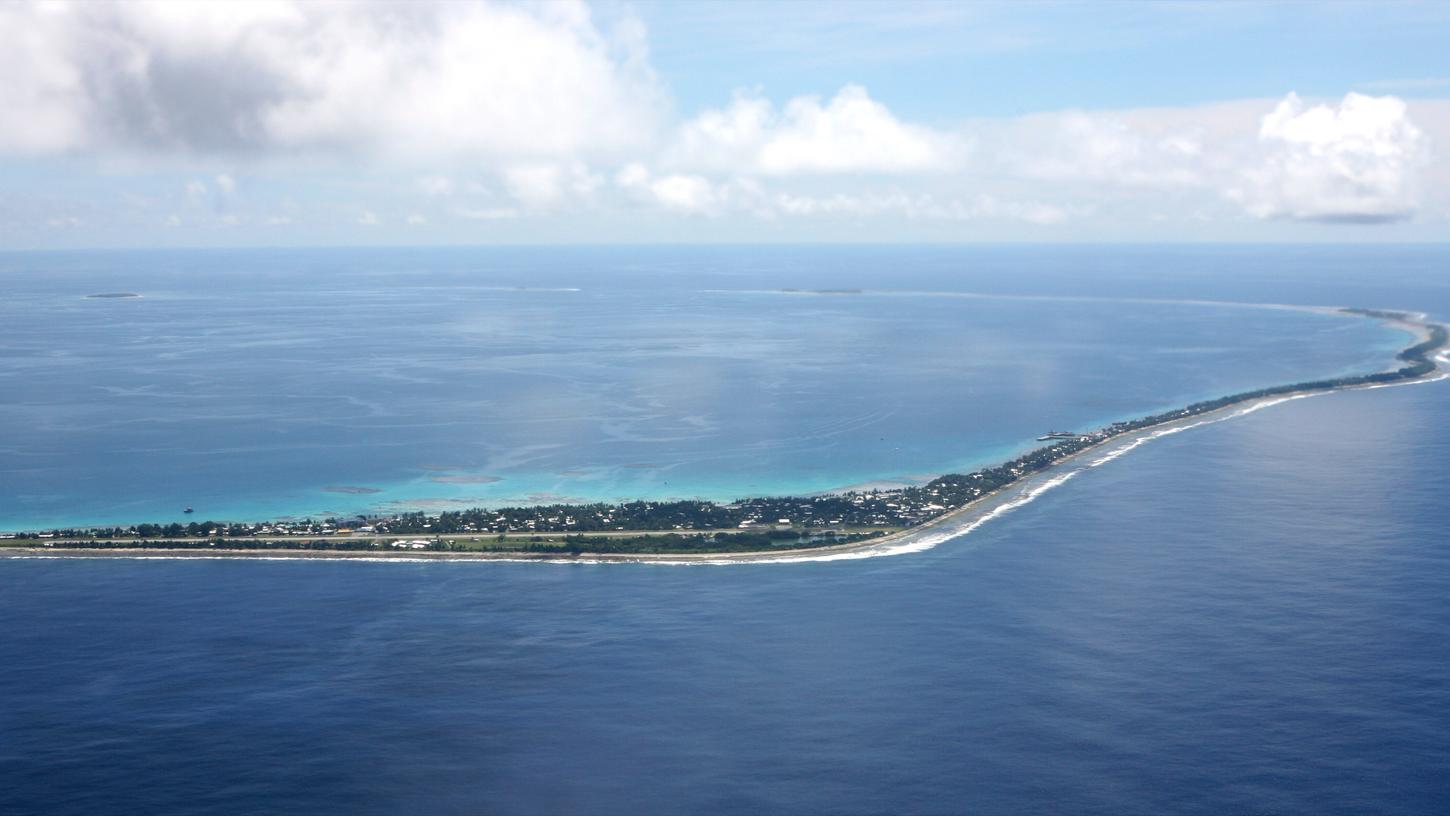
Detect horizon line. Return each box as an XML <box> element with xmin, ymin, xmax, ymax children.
<box><xmin>5</xmin><ymin>239</ymin><xmax>1450</xmax><ymax>255</ymax></box>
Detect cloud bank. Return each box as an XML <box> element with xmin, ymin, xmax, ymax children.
<box><xmin>1231</xmin><ymin>93</ymin><xmax>1428</xmax><ymax>223</ymax></box>
<box><xmin>666</xmin><ymin>85</ymin><xmax>959</xmax><ymax>175</ymax></box>
<box><xmin>0</xmin><ymin>0</ymin><xmax>662</xmax><ymax>161</ymax></box>
<box><xmin>0</xmin><ymin>0</ymin><xmax>1442</xmax><ymax>237</ymax></box>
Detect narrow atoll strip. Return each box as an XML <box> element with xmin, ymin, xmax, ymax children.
<box><xmin>3</xmin><ymin>306</ymin><xmax>1445</xmax><ymax>565</ymax></box>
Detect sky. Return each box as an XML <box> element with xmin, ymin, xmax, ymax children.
<box><xmin>2</xmin><ymin>0</ymin><xmax>1449</xmax><ymax>249</ymax></box>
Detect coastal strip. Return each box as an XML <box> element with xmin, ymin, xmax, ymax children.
<box><xmin>4</xmin><ymin>307</ymin><xmax>1446</xmax><ymax>565</ymax></box>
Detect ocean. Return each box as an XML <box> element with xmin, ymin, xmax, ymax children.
<box><xmin>0</xmin><ymin>245</ymin><xmax>1415</xmax><ymax>530</ymax></box>
<box><xmin>2</xmin><ymin>245</ymin><xmax>1448</xmax><ymax>814</ymax></box>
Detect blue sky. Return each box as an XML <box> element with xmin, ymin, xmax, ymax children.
<box><xmin>2</xmin><ymin>0</ymin><xmax>1448</xmax><ymax>248</ymax></box>
<box><xmin>639</xmin><ymin>2</ymin><xmax>1450</xmax><ymax>117</ymax></box>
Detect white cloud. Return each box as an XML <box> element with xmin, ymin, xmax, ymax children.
<box><xmin>417</xmin><ymin>175</ymin><xmax>454</xmax><ymax>197</ymax></box>
<box><xmin>0</xmin><ymin>1</ymin><xmax>663</xmax><ymax>163</ymax></box>
<box><xmin>668</xmin><ymin>85</ymin><xmax>957</xmax><ymax>175</ymax></box>
<box><xmin>1229</xmin><ymin>92</ymin><xmax>1428</xmax><ymax>222</ymax></box>
<box><xmin>502</xmin><ymin>162</ymin><xmax>603</xmax><ymax>208</ymax></box>
<box><xmin>0</xmin><ymin>0</ymin><xmax>1441</xmax><ymax>239</ymax></box>
<box><xmin>405</xmin><ymin>213</ymin><xmax>427</xmax><ymax>225</ymax></box>
<box><xmin>616</xmin><ymin>161</ymin><xmax>1074</xmax><ymax>224</ymax></box>
<box><xmin>646</xmin><ymin>175</ymin><xmax>717</xmax><ymax>213</ymax></box>
<box><xmin>616</xmin><ymin>163</ymin><xmax>722</xmax><ymax>214</ymax></box>
<box><xmin>996</xmin><ymin>110</ymin><xmax>1207</xmax><ymax>187</ymax></box>
<box><xmin>453</xmin><ymin>207</ymin><xmax>519</xmax><ymax>221</ymax></box>
<box><xmin>615</xmin><ymin>163</ymin><xmax>651</xmax><ymax>190</ymax></box>
<box><xmin>968</xmin><ymin>93</ymin><xmax>1436</xmax><ymax>224</ymax></box>
<box><xmin>773</xmin><ymin>192</ymin><xmax>1073</xmax><ymax>224</ymax></box>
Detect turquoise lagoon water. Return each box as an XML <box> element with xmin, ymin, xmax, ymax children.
<box><xmin>0</xmin><ymin>246</ymin><xmax>1410</xmax><ymax>529</ymax></box>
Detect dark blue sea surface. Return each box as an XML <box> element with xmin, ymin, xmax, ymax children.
<box><xmin>2</xmin><ymin>246</ymin><xmax>1449</xmax><ymax>814</ymax></box>
<box><xmin>3</xmin><ymin>377</ymin><xmax>1448</xmax><ymax>815</ymax></box>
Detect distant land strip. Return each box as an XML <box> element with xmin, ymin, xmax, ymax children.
<box><xmin>3</xmin><ymin>307</ymin><xmax>1446</xmax><ymax>563</ymax></box>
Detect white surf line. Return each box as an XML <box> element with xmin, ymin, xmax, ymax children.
<box><xmin>731</xmin><ymin>471</ymin><xmax>1086</xmax><ymax>565</ymax></box>
<box><xmin>1085</xmin><ymin>392</ymin><xmax>1326</xmax><ymax>469</ymax></box>
<box><xmin>718</xmin><ymin>385</ymin><xmax>1443</xmax><ymax>567</ymax></box>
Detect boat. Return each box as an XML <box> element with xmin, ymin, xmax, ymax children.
<box><xmin>184</xmin><ymin>507</ymin><xmax>194</xmax><ymax>514</ymax></box>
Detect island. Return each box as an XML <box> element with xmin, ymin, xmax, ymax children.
<box><xmin>3</xmin><ymin>307</ymin><xmax>1445</xmax><ymax>563</ymax></box>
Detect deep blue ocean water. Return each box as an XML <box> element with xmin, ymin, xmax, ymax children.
<box><xmin>2</xmin><ymin>245</ymin><xmax>1449</xmax><ymax>814</ymax></box>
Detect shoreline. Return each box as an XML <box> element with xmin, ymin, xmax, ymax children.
<box><xmin>4</xmin><ymin>308</ymin><xmax>1446</xmax><ymax>566</ymax></box>
<box><xmin>4</xmin><ymin>375</ymin><xmax>1432</xmax><ymax>566</ymax></box>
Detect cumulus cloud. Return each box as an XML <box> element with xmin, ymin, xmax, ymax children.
<box><xmin>502</xmin><ymin>162</ymin><xmax>604</xmax><ymax>209</ymax></box>
<box><xmin>641</xmin><ymin>175</ymin><xmax>718</xmax><ymax>214</ymax></box>
<box><xmin>1229</xmin><ymin>93</ymin><xmax>1428</xmax><ymax>222</ymax></box>
<box><xmin>0</xmin><ymin>0</ymin><xmax>663</xmax><ymax>161</ymax></box>
<box><xmin>972</xmin><ymin>93</ymin><xmax>1434</xmax><ymax>224</ymax></box>
<box><xmin>996</xmin><ymin>110</ymin><xmax>1207</xmax><ymax>187</ymax></box>
<box><xmin>667</xmin><ymin>85</ymin><xmax>958</xmax><ymax>175</ymax></box>
<box><xmin>453</xmin><ymin>207</ymin><xmax>519</xmax><ymax>221</ymax></box>
<box><xmin>0</xmin><ymin>1</ymin><xmax>1440</xmax><ymax>237</ymax></box>
<box><xmin>611</xmin><ymin>83</ymin><xmax>985</xmax><ymax>219</ymax></box>
<box><xmin>773</xmin><ymin>192</ymin><xmax>1073</xmax><ymax>224</ymax></box>
<box><xmin>616</xmin><ymin>163</ymin><xmax>723</xmax><ymax>214</ymax></box>
<box><xmin>616</xmin><ymin>162</ymin><xmax>1072</xmax><ymax>224</ymax></box>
